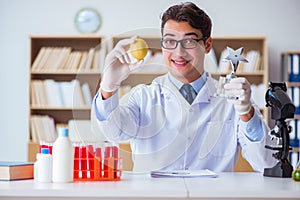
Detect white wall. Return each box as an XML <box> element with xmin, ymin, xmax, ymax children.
<box><xmin>0</xmin><ymin>0</ymin><xmax>299</xmax><ymax>161</ymax></box>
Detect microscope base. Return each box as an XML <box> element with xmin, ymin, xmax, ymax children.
<box><xmin>263</xmin><ymin>159</ymin><xmax>293</xmax><ymax>178</ymax></box>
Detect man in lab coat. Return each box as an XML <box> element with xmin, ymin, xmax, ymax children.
<box><xmin>91</xmin><ymin>2</ymin><xmax>277</xmax><ymax>172</ymax></box>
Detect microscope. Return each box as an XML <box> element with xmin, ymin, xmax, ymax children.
<box><xmin>263</xmin><ymin>82</ymin><xmax>296</xmax><ymax>178</ymax></box>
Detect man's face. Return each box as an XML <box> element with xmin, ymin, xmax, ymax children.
<box><xmin>161</xmin><ymin>20</ymin><xmax>211</xmax><ymax>83</ymax></box>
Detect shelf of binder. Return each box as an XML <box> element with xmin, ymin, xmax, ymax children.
<box><xmin>282</xmin><ymin>52</ymin><xmax>300</xmax><ymax>115</ymax></box>
<box><xmin>281</xmin><ymin>51</ymin><xmax>300</xmax><ymax>170</ymax></box>
<box><xmin>282</xmin><ymin>52</ymin><xmax>300</xmax><ymax>82</ymax></box>
<box><xmin>286</xmin><ymin>82</ymin><xmax>300</xmax><ymax>119</ymax></box>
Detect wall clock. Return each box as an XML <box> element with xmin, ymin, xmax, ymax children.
<box><xmin>74</xmin><ymin>8</ymin><xmax>101</xmax><ymax>33</ymax></box>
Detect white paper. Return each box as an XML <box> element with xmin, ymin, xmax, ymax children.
<box><xmin>150</xmin><ymin>169</ymin><xmax>217</xmax><ymax>178</ymax></box>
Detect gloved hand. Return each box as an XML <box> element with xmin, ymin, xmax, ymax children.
<box><xmin>224</xmin><ymin>77</ymin><xmax>252</xmax><ymax>115</ymax></box>
<box><xmin>100</xmin><ymin>36</ymin><xmax>144</xmax><ymax>92</ymax></box>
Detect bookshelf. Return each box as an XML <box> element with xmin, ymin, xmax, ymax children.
<box><xmin>28</xmin><ymin>35</ymin><xmax>104</xmax><ymax>161</ymax></box>
<box><xmin>211</xmin><ymin>36</ymin><xmax>269</xmax><ymax>123</ymax></box>
<box><xmin>281</xmin><ymin>51</ymin><xmax>300</xmax><ymax>169</ymax></box>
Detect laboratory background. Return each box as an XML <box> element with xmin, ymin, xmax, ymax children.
<box><xmin>0</xmin><ymin>0</ymin><xmax>299</xmax><ymax>162</ymax></box>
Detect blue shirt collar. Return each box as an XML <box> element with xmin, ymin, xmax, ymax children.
<box><xmin>168</xmin><ymin>72</ymin><xmax>208</xmax><ymax>94</ymax></box>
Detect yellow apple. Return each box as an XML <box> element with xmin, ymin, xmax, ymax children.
<box><xmin>129</xmin><ymin>38</ymin><xmax>148</xmax><ymax>61</ymax></box>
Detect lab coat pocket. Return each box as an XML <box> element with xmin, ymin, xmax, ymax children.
<box><xmin>199</xmin><ymin>120</ymin><xmax>236</xmax><ymax>159</ymax></box>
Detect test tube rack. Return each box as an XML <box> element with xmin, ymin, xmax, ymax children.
<box><xmin>39</xmin><ymin>143</ymin><xmax>122</xmax><ymax>181</ymax></box>
<box><xmin>73</xmin><ymin>144</ymin><xmax>122</xmax><ymax>181</ymax></box>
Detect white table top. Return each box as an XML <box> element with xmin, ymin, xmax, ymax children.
<box><xmin>185</xmin><ymin>172</ymin><xmax>300</xmax><ymax>199</ymax></box>
<box><xmin>0</xmin><ymin>172</ymin><xmax>299</xmax><ymax>200</ymax></box>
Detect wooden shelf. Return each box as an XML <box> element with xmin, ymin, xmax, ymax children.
<box><xmin>291</xmin><ymin>147</ymin><xmax>300</xmax><ymax>153</ymax></box>
<box><xmin>31</xmin><ymin>70</ymin><xmax>101</xmax><ymax>75</ymax></box>
<box><xmin>30</xmin><ymin>106</ymin><xmax>91</xmax><ymax>110</ymax></box>
<box><xmin>294</xmin><ymin>115</ymin><xmax>300</xmax><ymax>120</ymax></box>
<box><xmin>28</xmin><ymin>35</ymin><xmax>104</xmax><ymax>162</ymax></box>
<box><xmin>287</xmin><ymin>82</ymin><xmax>300</xmax><ymax>87</ymax></box>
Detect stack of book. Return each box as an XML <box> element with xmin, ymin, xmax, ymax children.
<box><xmin>30</xmin><ymin>79</ymin><xmax>92</xmax><ymax>108</ymax></box>
<box><xmin>30</xmin><ymin>117</ymin><xmax>107</xmax><ymax>144</ymax></box>
<box><xmin>31</xmin><ymin>45</ymin><xmax>105</xmax><ymax>72</ymax></box>
<box><xmin>30</xmin><ymin>115</ymin><xmax>56</xmax><ymax>143</ymax></box>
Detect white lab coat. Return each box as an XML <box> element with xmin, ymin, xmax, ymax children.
<box><xmin>91</xmin><ymin>73</ymin><xmax>277</xmax><ymax>172</ymax></box>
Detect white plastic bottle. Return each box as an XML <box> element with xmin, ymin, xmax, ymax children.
<box><xmin>37</xmin><ymin>148</ymin><xmax>52</xmax><ymax>183</ymax></box>
<box><xmin>52</xmin><ymin>128</ymin><xmax>74</xmax><ymax>183</ymax></box>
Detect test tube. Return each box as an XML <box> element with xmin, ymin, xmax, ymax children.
<box><xmin>73</xmin><ymin>145</ymin><xmax>80</xmax><ymax>179</ymax></box>
<box><xmin>112</xmin><ymin>146</ymin><xmax>119</xmax><ymax>178</ymax></box>
<box><xmin>87</xmin><ymin>144</ymin><xmax>94</xmax><ymax>179</ymax></box>
<box><xmin>103</xmin><ymin>146</ymin><xmax>111</xmax><ymax>178</ymax></box>
<box><xmin>79</xmin><ymin>145</ymin><xmax>87</xmax><ymax>179</ymax></box>
<box><xmin>94</xmin><ymin>147</ymin><xmax>102</xmax><ymax>178</ymax></box>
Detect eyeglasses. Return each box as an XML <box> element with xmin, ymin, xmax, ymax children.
<box><xmin>161</xmin><ymin>37</ymin><xmax>207</xmax><ymax>50</ymax></box>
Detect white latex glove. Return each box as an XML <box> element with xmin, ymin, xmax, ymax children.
<box><xmin>100</xmin><ymin>36</ymin><xmax>144</xmax><ymax>92</ymax></box>
<box><xmin>224</xmin><ymin>77</ymin><xmax>252</xmax><ymax>115</ymax></box>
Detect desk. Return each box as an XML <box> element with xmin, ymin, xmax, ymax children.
<box><xmin>185</xmin><ymin>172</ymin><xmax>300</xmax><ymax>199</ymax></box>
<box><xmin>0</xmin><ymin>172</ymin><xmax>299</xmax><ymax>200</ymax></box>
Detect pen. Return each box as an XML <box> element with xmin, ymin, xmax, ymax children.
<box><xmin>171</xmin><ymin>171</ymin><xmax>190</xmax><ymax>175</ymax></box>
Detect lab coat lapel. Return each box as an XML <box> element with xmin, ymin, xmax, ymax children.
<box><xmin>192</xmin><ymin>73</ymin><xmax>218</xmax><ymax>104</ymax></box>
<box><xmin>158</xmin><ymin>74</ymin><xmax>187</xmax><ymax>104</ymax></box>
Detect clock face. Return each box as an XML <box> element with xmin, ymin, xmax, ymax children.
<box><xmin>75</xmin><ymin>8</ymin><xmax>101</xmax><ymax>33</ymax></box>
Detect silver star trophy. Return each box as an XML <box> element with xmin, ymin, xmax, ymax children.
<box><xmin>215</xmin><ymin>46</ymin><xmax>248</xmax><ymax>99</ymax></box>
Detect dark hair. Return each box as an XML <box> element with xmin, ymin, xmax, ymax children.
<box><xmin>161</xmin><ymin>2</ymin><xmax>212</xmax><ymax>38</ymax></box>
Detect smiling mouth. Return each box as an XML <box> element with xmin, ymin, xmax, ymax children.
<box><xmin>172</xmin><ymin>59</ymin><xmax>190</xmax><ymax>66</ymax></box>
